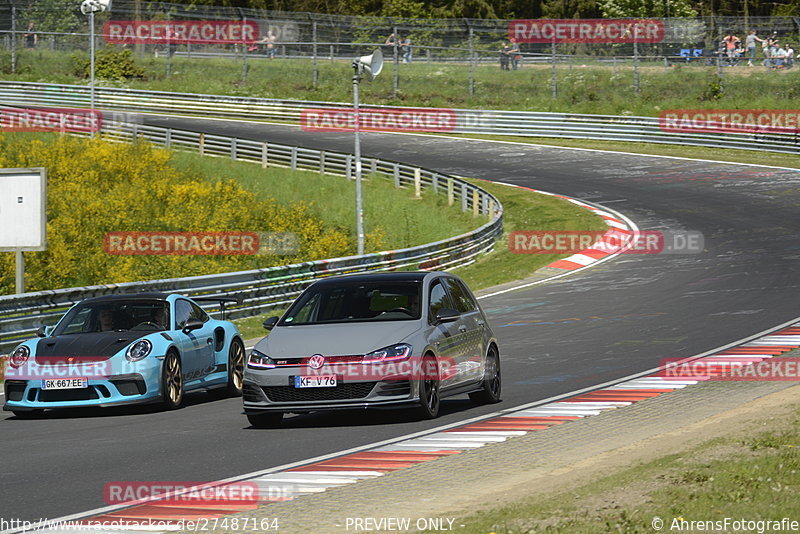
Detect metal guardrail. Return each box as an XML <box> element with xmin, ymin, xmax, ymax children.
<box><xmin>0</xmin><ymin>118</ymin><xmax>503</xmax><ymax>353</ymax></box>
<box><xmin>1</xmin><ymin>81</ymin><xmax>798</xmax><ymax>154</ymax></box>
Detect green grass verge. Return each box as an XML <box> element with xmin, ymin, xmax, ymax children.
<box><xmin>233</xmin><ymin>310</ymin><xmax>285</xmax><ymax>341</ymax></box>
<box><xmin>169</xmin><ymin>152</ymin><xmax>484</xmax><ymax>251</ymax></box>
<box><xmin>5</xmin><ymin>49</ymin><xmax>799</xmax><ymax>115</ymax></box>
<box><xmin>451</xmin><ymin>406</ymin><xmax>800</xmax><ymax>533</ymax></box>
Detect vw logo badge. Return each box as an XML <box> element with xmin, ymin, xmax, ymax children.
<box><xmin>308</xmin><ymin>354</ymin><xmax>325</xmax><ymax>369</ymax></box>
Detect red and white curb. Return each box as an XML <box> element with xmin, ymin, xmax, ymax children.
<box><xmin>491</xmin><ymin>182</ymin><xmax>637</xmax><ymax>272</ymax></box>
<box><xmin>16</xmin><ymin>320</ymin><xmax>800</xmax><ymax>534</ymax></box>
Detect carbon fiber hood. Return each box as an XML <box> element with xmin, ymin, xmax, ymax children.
<box><xmin>35</xmin><ymin>332</ymin><xmax>143</xmax><ymax>362</ymax></box>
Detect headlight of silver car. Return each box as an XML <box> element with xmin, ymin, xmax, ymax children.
<box><xmin>248</xmin><ymin>349</ymin><xmax>276</xmax><ymax>369</ymax></box>
<box><xmin>362</xmin><ymin>343</ymin><xmax>412</xmax><ymax>364</ymax></box>
<box><xmin>126</xmin><ymin>339</ymin><xmax>152</xmax><ymax>362</ymax></box>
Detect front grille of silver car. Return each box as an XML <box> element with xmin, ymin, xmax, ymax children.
<box><xmin>261</xmin><ymin>382</ymin><xmax>377</xmax><ymax>402</ymax></box>
<box><xmin>270</xmin><ymin>355</ymin><xmax>365</xmax><ymax>368</ymax></box>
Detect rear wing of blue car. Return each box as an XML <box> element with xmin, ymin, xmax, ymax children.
<box><xmin>192</xmin><ymin>296</ymin><xmax>244</xmax><ymax>320</ymax></box>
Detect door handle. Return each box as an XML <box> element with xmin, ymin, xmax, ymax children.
<box><xmin>206</xmin><ymin>338</ymin><xmax>213</xmax><ymax>345</ymax></box>
<box><xmin>458</xmin><ymin>325</ymin><xmax>467</xmax><ymax>333</ymax></box>
<box><xmin>477</xmin><ymin>321</ymin><xmax>485</xmax><ymax>327</ymax></box>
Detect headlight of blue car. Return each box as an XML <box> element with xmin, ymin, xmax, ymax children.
<box><xmin>9</xmin><ymin>345</ymin><xmax>30</xmax><ymax>368</ymax></box>
<box><xmin>126</xmin><ymin>339</ymin><xmax>152</xmax><ymax>362</ymax></box>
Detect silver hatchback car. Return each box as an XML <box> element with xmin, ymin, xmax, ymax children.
<box><xmin>243</xmin><ymin>272</ymin><xmax>500</xmax><ymax>427</ymax></box>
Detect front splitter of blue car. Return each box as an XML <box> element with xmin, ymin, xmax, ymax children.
<box><xmin>3</xmin><ymin>357</ymin><xmax>164</xmax><ymax>411</ymax></box>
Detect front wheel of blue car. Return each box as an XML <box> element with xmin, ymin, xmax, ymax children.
<box><xmin>162</xmin><ymin>351</ymin><xmax>184</xmax><ymax>410</ymax></box>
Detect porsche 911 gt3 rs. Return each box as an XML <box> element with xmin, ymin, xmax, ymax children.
<box><xmin>3</xmin><ymin>293</ymin><xmax>244</xmax><ymax>418</ymax></box>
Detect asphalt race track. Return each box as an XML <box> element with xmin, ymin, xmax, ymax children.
<box><xmin>3</xmin><ymin>116</ymin><xmax>800</xmax><ymax>523</ymax></box>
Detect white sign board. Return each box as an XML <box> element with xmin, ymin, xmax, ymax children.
<box><xmin>0</xmin><ymin>168</ymin><xmax>47</xmax><ymax>251</ymax></box>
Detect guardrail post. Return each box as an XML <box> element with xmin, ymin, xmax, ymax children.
<box><xmin>414</xmin><ymin>168</ymin><xmax>421</xmax><ymax>198</ymax></box>
<box><xmin>472</xmin><ymin>189</ymin><xmax>480</xmax><ymax>217</ymax></box>
<box><xmin>199</xmin><ymin>133</ymin><xmax>205</xmax><ymax>156</ymax></box>
<box><xmin>461</xmin><ymin>184</ymin><xmax>468</xmax><ymax>212</ymax></box>
<box><xmin>393</xmin><ymin>164</ymin><xmax>400</xmax><ymax>188</ymax></box>
<box><xmin>447</xmin><ymin>178</ymin><xmax>454</xmax><ymax>206</ymax></box>
<box><xmin>290</xmin><ymin>147</ymin><xmax>298</xmax><ymax>169</ymax></box>
<box><xmin>231</xmin><ymin>138</ymin><xmax>237</xmax><ymax>160</ymax></box>
<box><xmin>432</xmin><ymin>173</ymin><xmax>439</xmax><ymax>193</ymax></box>
<box><xmin>132</xmin><ymin>123</ymin><xmax>139</xmax><ymax>141</ymax></box>
<box><xmin>371</xmin><ymin>159</ymin><xmax>377</xmax><ymax>175</ymax></box>
<box><xmin>262</xmin><ymin>142</ymin><xmax>269</xmax><ymax>168</ymax></box>
<box><xmin>165</xmin><ymin>129</ymin><xmax>172</xmax><ymax>148</ymax></box>
<box><xmin>482</xmin><ymin>193</ymin><xmax>488</xmax><ymax>215</ymax></box>
<box><xmin>489</xmin><ymin>198</ymin><xmax>495</xmax><ymax>217</ymax></box>
<box><xmin>346</xmin><ymin>155</ymin><xmax>353</xmax><ymax>180</ymax></box>
<box><xmin>319</xmin><ymin>151</ymin><xmax>326</xmax><ymax>174</ymax></box>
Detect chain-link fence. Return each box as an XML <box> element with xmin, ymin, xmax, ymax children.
<box><xmin>1</xmin><ymin>1</ymin><xmax>799</xmax><ymax>98</ymax></box>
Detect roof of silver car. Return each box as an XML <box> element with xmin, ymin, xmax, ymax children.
<box><xmin>313</xmin><ymin>272</ymin><xmax>431</xmax><ymax>285</ymax></box>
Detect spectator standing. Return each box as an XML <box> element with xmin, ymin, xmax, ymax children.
<box><xmin>745</xmin><ymin>30</ymin><xmax>763</xmax><ymax>66</ymax></box>
<box><xmin>401</xmin><ymin>36</ymin><xmax>412</xmax><ymax>63</ymax></box>
<box><xmin>165</xmin><ymin>24</ymin><xmax>178</xmax><ymax>58</ymax></box>
<box><xmin>722</xmin><ymin>33</ymin><xmax>740</xmax><ymax>66</ymax></box>
<box><xmin>785</xmin><ymin>44</ymin><xmax>794</xmax><ymax>68</ymax></box>
<box><xmin>266</xmin><ymin>30</ymin><xmax>276</xmax><ymax>58</ymax></box>
<box><xmin>509</xmin><ymin>38</ymin><xmax>521</xmax><ymax>70</ymax></box>
<box><xmin>24</xmin><ymin>22</ymin><xmax>37</xmax><ymax>49</ymax></box>
<box><xmin>252</xmin><ymin>30</ymin><xmax>276</xmax><ymax>57</ymax></box>
<box><xmin>499</xmin><ymin>41</ymin><xmax>510</xmax><ymax>70</ymax></box>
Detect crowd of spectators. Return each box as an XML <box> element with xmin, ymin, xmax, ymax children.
<box><xmin>717</xmin><ymin>30</ymin><xmax>793</xmax><ymax>69</ymax></box>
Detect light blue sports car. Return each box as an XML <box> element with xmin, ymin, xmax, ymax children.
<box><xmin>3</xmin><ymin>293</ymin><xmax>245</xmax><ymax>418</ymax></box>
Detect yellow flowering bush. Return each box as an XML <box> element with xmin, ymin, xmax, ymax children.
<box><xmin>0</xmin><ymin>134</ymin><xmax>355</xmax><ymax>293</ymax></box>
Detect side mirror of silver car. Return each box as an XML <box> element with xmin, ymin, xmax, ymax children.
<box><xmin>434</xmin><ymin>308</ymin><xmax>460</xmax><ymax>324</ymax></box>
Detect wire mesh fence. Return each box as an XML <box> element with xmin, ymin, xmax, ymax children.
<box><xmin>1</xmin><ymin>2</ymin><xmax>799</xmax><ymax>98</ymax></box>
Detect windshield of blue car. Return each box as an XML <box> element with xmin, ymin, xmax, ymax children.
<box><xmin>280</xmin><ymin>281</ymin><xmax>422</xmax><ymax>325</ymax></box>
<box><xmin>53</xmin><ymin>300</ymin><xmax>171</xmax><ymax>335</ymax></box>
